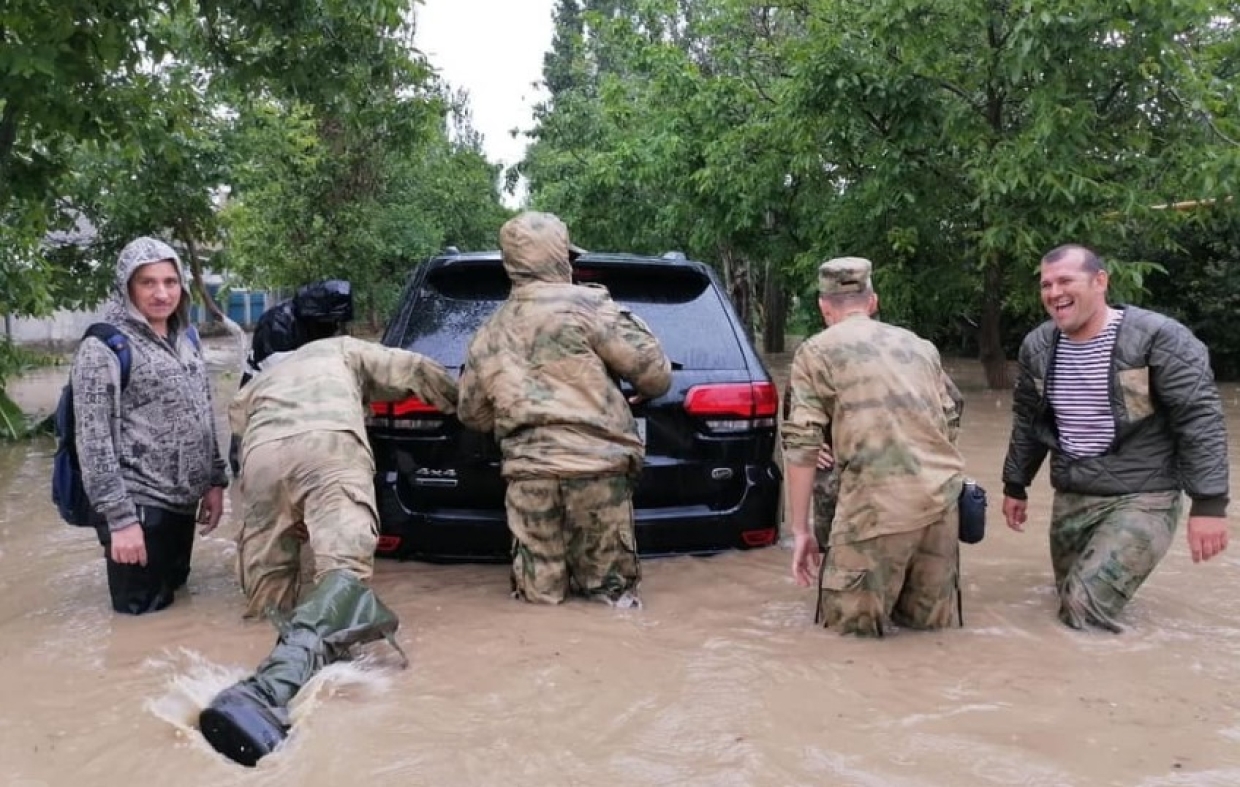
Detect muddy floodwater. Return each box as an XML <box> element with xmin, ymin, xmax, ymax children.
<box><xmin>2</xmin><ymin>337</ymin><xmax>1239</xmax><ymax>787</ymax></box>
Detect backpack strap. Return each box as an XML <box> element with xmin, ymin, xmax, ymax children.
<box><xmin>82</xmin><ymin>323</ymin><xmax>133</xmax><ymax>390</ymax></box>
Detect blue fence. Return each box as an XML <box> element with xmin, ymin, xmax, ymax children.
<box><xmin>190</xmin><ymin>284</ymin><xmax>278</xmax><ymax>329</ymax></box>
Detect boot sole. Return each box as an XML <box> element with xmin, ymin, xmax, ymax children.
<box><xmin>199</xmin><ymin>692</ymin><xmax>288</xmax><ymax>767</ymax></box>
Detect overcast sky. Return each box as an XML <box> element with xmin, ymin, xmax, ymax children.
<box><xmin>416</xmin><ymin>0</ymin><xmax>557</xmax><ymax>205</ymax></box>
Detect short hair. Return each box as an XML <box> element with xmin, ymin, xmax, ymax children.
<box><xmin>820</xmin><ymin>290</ymin><xmax>873</xmax><ymax>310</ymax></box>
<box><xmin>1042</xmin><ymin>244</ymin><xmax>1104</xmax><ymax>274</ymax></box>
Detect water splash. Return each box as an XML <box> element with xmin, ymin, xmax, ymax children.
<box><xmin>144</xmin><ymin>647</ymin><xmax>395</xmax><ymax>735</ymax></box>
<box><xmin>287</xmin><ymin>654</ymin><xmax>395</xmax><ymax>725</ymax></box>
<box><xmin>144</xmin><ymin>649</ymin><xmax>250</xmax><ymax>733</ymax></box>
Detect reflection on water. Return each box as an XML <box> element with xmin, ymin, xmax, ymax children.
<box><xmin>1</xmin><ymin>344</ymin><xmax>1238</xmax><ymax>786</ymax></box>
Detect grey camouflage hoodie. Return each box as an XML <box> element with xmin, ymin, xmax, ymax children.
<box><xmin>70</xmin><ymin>237</ymin><xmax>229</xmax><ymax>531</ymax></box>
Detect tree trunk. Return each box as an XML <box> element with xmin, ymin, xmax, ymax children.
<box><xmin>723</xmin><ymin>247</ymin><xmax>755</xmax><ymax>342</ymax></box>
<box><xmin>762</xmin><ymin>263</ymin><xmax>786</xmax><ymax>353</ymax></box>
<box><xmin>745</xmin><ymin>255</ymin><xmax>758</xmax><ymax>344</ymax></box>
<box><xmin>978</xmin><ymin>257</ymin><xmax>1011</xmax><ymax>389</ymax></box>
<box><xmin>181</xmin><ymin>232</ymin><xmax>248</xmax><ymax>369</ymax></box>
<box><xmin>182</xmin><ymin>234</ymin><xmax>227</xmax><ymax>323</ymax></box>
<box><xmin>0</xmin><ymin>102</ymin><xmax>19</xmax><ymax>208</ymax></box>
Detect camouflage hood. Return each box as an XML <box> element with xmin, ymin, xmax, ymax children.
<box><xmin>104</xmin><ymin>236</ymin><xmax>192</xmax><ymax>332</ymax></box>
<box><xmin>500</xmin><ymin>212</ymin><xmax>573</xmax><ymax>287</ymax></box>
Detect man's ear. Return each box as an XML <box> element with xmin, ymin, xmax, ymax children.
<box><xmin>869</xmin><ymin>292</ymin><xmax>880</xmax><ymax>316</ymax></box>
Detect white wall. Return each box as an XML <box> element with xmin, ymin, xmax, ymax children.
<box><xmin>6</xmin><ymin>306</ymin><xmax>111</xmax><ymax>346</ymax></box>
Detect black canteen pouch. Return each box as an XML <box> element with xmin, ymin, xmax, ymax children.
<box><xmin>958</xmin><ymin>479</ymin><xmax>987</xmax><ymax>545</ymax></box>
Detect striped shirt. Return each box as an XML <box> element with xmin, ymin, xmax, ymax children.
<box><xmin>1047</xmin><ymin>309</ymin><xmax>1122</xmax><ymax>458</ymax></box>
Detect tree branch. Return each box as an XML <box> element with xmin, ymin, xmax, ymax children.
<box><xmin>1096</xmin><ymin>79</ymin><xmax>1126</xmax><ymax>115</ymax></box>
<box><xmin>1168</xmin><ymin>85</ymin><xmax>1240</xmax><ymax>148</ymax></box>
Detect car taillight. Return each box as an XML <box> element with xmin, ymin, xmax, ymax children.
<box><xmin>683</xmin><ymin>382</ymin><xmax>778</xmax><ymax>432</ymax></box>
<box><xmin>367</xmin><ymin>396</ymin><xmax>444</xmax><ymax>431</ymax></box>
<box><xmin>391</xmin><ymin>396</ymin><xmax>440</xmax><ymax>416</ymax></box>
<box><xmin>376</xmin><ymin>535</ymin><xmax>402</xmax><ymax>554</ymax></box>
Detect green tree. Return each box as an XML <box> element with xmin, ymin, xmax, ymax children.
<box><xmin>522</xmin><ymin>0</ymin><xmax>1240</xmax><ymax>387</ymax></box>
<box><xmin>781</xmin><ymin>0</ymin><xmax>1240</xmax><ymax>386</ymax></box>
<box><xmin>0</xmin><ymin>0</ymin><xmax>421</xmax><ymax>321</ymax></box>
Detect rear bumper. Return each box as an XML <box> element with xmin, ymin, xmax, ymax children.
<box><xmin>375</xmin><ymin>463</ymin><xmax>783</xmax><ymax>563</ymax></box>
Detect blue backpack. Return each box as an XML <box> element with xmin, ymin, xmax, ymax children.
<box><xmin>51</xmin><ymin>323</ymin><xmax>200</xmax><ymax>527</ymax></box>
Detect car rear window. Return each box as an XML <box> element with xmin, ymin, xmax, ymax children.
<box><xmin>395</xmin><ymin>262</ymin><xmax>747</xmax><ymax>369</ymax></box>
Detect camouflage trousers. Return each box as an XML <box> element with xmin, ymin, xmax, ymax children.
<box><xmin>506</xmin><ymin>475</ymin><xmax>641</xmax><ymax>605</ymax></box>
<box><xmin>818</xmin><ymin>503</ymin><xmax>959</xmax><ymax>636</ymax></box>
<box><xmin>1050</xmin><ymin>490</ymin><xmax>1182</xmax><ymax>633</ymax></box>
<box><xmin>236</xmin><ymin>431</ymin><xmax>379</xmax><ymax>618</ymax></box>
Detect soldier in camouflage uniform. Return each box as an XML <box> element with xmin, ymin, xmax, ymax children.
<box><xmin>457</xmin><ymin>211</ymin><xmax>672</xmax><ymax>608</ymax></box>
<box><xmin>1002</xmin><ymin>244</ymin><xmax>1229</xmax><ymax>632</ymax></box>
<box><xmin>202</xmin><ymin>336</ymin><xmax>459</xmax><ymax>766</ymax></box>
<box><xmin>229</xmin><ymin>336</ymin><xmax>459</xmax><ymax>617</ymax></box>
<box><xmin>783</xmin><ymin>257</ymin><xmax>966</xmax><ymax>636</ymax></box>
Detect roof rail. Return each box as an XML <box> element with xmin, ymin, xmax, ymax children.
<box><xmin>661</xmin><ymin>251</ymin><xmax>687</xmax><ymax>260</ymax></box>
<box><xmin>443</xmin><ymin>246</ymin><xmax>461</xmax><ymax>255</ymax></box>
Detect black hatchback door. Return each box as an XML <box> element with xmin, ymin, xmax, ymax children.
<box><xmin>367</xmin><ymin>252</ymin><xmax>780</xmax><ymax>558</ymax></box>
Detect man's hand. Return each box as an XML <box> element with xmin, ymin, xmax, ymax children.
<box><xmin>1003</xmin><ymin>496</ymin><xmax>1028</xmax><ymax>532</ymax></box>
<box><xmin>816</xmin><ymin>443</ymin><xmax>834</xmax><ymax>471</ymax></box>
<box><xmin>1186</xmin><ymin>516</ymin><xmax>1229</xmax><ymax>563</ymax></box>
<box><xmin>111</xmin><ymin>522</ymin><xmax>147</xmax><ymax>565</ymax></box>
<box><xmin>791</xmin><ymin>532</ymin><xmax>821</xmax><ymax>587</ymax></box>
<box><xmin>197</xmin><ymin>486</ymin><xmax>225</xmax><ymax>535</ymax></box>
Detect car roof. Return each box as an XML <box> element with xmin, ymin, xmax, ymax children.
<box><xmin>425</xmin><ymin>250</ymin><xmax>715</xmax><ymax>276</ymax></box>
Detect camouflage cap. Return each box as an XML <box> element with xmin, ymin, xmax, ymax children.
<box><xmin>818</xmin><ymin>256</ymin><xmax>873</xmax><ymax>296</ymax></box>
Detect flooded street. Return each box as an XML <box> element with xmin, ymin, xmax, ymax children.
<box><xmin>2</xmin><ymin>340</ymin><xmax>1239</xmax><ymax>786</ymax></box>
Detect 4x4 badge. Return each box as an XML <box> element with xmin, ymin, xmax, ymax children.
<box><xmin>414</xmin><ymin>468</ymin><xmax>458</xmax><ymax>478</ymax></box>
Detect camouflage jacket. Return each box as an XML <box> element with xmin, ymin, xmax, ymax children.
<box><xmin>229</xmin><ymin>336</ymin><xmax>459</xmax><ymax>465</ymax></box>
<box><xmin>458</xmin><ymin>282</ymin><xmax>672</xmax><ymax>480</ymax></box>
<box><xmin>782</xmin><ymin>314</ymin><xmax>965</xmax><ymax>544</ymax></box>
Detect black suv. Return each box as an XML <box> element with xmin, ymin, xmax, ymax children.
<box><xmin>366</xmin><ymin>250</ymin><xmax>782</xmax><ymax>561</ymax></box>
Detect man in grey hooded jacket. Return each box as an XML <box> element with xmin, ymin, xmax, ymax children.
<box><xmin>71</xmin><ymin>236</ymin><xmax>230</xmax><ymax>615</ymax></box>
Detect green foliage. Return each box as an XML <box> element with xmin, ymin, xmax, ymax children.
<box><xmin>520</xmin><ymin>0</ymin><xmax>1240</xmax><ymax>383</ymax></box>
<box><xmin>221</xmin><ymin>87</ymin><xmax>511</xmax><ymax>323</ymax></box>
<box><xmin>2</xmin><ymin>0</ymin><xmax>509</xmax><ymax>329</ymax></box>
<box><xmin>1138</xmin><ymin>206</ymin><xmax>1240</xmax><ymax>377</ymax></box>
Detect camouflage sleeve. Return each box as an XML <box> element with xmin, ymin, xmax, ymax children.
<box><xmin>781</xmin><ymin>342</ymin><xmax>831</xmax><ymax>468</ymax></box>
<box><xmin>456</xmin><ymin>344</ymin><xmax>495</xmax><ymax>433</ymax></box>
<box><xmin>590</xmin><ymin>296</ymin><xmax>672</xmax><ymax>399</ymax></box>
<box><xmin>1001</xmin><ymin>336</ymin><xmax>1049</xmax><ymax>498</ymax></box>
<box><xmin>353</xmin><ymin>341</ymin><xmax>459</xmax><ymax>414</ymax></box>
<box><xmin>71</xmin><ymin>338</ymin><xmax>138</xmax><ymax>530</ymax></box>
<box><xmin>941</xmin><ymin>368</ymin><xmax>964</xmax><ymax>445</ymax></box>
<box><xmin>227</xmin><ymin>387</ymin><xmax>251</xmax><ymax>438</ymax></box>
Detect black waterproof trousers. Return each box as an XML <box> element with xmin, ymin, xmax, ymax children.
<box><xmin>95</xmin><ymin>505</ymin><xmax>196</xmax><ymax>615</ymax></box>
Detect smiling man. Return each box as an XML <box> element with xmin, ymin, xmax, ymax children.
<box><xmin>1002</xmin><ymin>243</ymin><xmax>1230</xmax><ymax>632</ymax></box>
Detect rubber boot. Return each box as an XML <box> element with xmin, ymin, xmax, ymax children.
<box><xmin>199</xmin><ymin>570</ymin><xmax>406</xmax><ymax>767</ymax></box>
